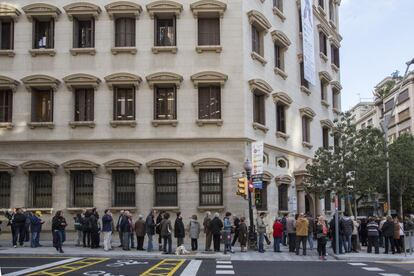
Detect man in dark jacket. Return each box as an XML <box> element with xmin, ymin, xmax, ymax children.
<box><xmin>145</xmin><ymin>209</ymin><xmax>156</xmax><ymax>252</ymax></box>
<box><xmin>90</xmin><ymin>211</ymin><xmax>99</xmax><ymax>248</ymax></box>
<box><xmin>30</xmin><ymin>211</ymin><xmax>44</xmax><ymax>248</ymax></box>
<box><xmin>340</xmin><ymin>214</ymin><xmax>354</xmax><ymax>253</ymax></box>
<box><xmin>381</xmin><ymin>216</ymin><xmax>395</xmax><ymax>254</ymax></box>
<box><xmin>231</xmin><ymin>216</ymin><xmax>240</xmax><ymax>247</ymax></box>
<box><xmin>174</xmin><ymin>212</ymin><xmax>185</xmax><ymax>247</ymax></box>
<box><xmin>83</xmin><ymin>211</ymin><xmax>92</xmax><ymax>247</ymax></box>
<box><xmin>12</xmin><ymin>208</ymin><xmax>26</xmax><ymax>247</ymax></box>
<box><xmin>156</xmin><ymin>211</ymin><xmax>164</xmax><ymax>251</ymax></box>
<box><xmin>135</xmin><ymin>214</ymin><xmax>146</xmax><ymax>250</ymax></box>
<box><xmin>120</xmin><ymin>211</ymin><xmax>132</xmax><ymax>250</ymax></box>
<box><xmin>203</xmin><ymin>212</ymin><xmax>212</xmax><ymax>251</ymax></box>
<box><xmin>102</xmin><ymin>209</ymin><xmax>113</xmax><ymax>251</ymax></box>
<box><xmin>210</xmin><ymin>213</ymin><xmax>223</xmax><ymax>252</ymax></box>
<box><xmin>329</xmin><ymin>214</ymin><xmax>343</xmax><ymax>254</ymax></box>
<box><xmin>366</xmin><ymin>217</ymin><xmax>379</xmax><ymax>254</ymax></box>
<box><xmin>116</xmin><ymin>210</ymin><xmax>125</xmax><ymax>248</ymax></box>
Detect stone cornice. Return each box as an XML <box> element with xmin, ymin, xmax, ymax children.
<box><xmin>63</xmin><ymin>2</ymin><xmax>102</xmax><ymax>20</ymax></box>
<box><xmin>320</xmin><ymin>119</ymin><xmax>334</xmax><ymax>129</ymax></box>
<box><xmin>275</xmin><ymin>174</ymin><xmax>294</xmax><ymax>185</ymax></box>
<box><xmin>0</xmin><ymin>3</ymin><xmax>21</xmax><ymax>20</ymax></box>
<box><xmin>146</xmin><ymin>72</ymin><xmax>183</xmax><ymax>89</ymax></box>
<box><xmin>104</xmin><ymin>73</ymin><xmax>142</xmax><ymax>90</ymax></box>
<box><xmin>190</xmin><ymin>71</ymin><xmax>228</xmax><ymax>88</ymax></box>
<box><xmin>247</xmin><ymin>10</ymin><xmax>271</xmax><ymax>32</ymax></box>
<box><xmin>319</xmin><ymin>71</ymin><xmax>333</xmax><ymax>83</ymax></box>
<box><xmin>0</xmin><ymin>161</ymin><xmax>17</xmax><ymax>175</ymax></box>
<box><xmin>21</xmin><ymin>74</ymin><xmax>60</xmax><ymax>92</ymax></box>
<box><xmin>22</xmin><ymin>3</ymin><xmax>61</xmax><ymax>21</ymax></box>
<box><xmin>146</xmin><ymin>158</ymin><xmax>184</xmax><ymax>173</ymax></box>
<box><xmin>190</xmin><ymin>0</ymin><xmax>227</xmax><ymax>18</ymax></box>
<box><xmin>248</xmin><ymin>79</ymin><xmax>273</xmax><ymax>95</ymax></box>
<box><xmin>62</xmin><ymin>159</ymin><xmax>100</xmax><ymax>173</ymax></box>
<box><xmin>0</xmin><ymin>75</ymin><xmax>20</xmax><ymax>92</ymax></box>
<box><xmin>63</xmin><ymin>73</ymin><xmax>101</xmax><ymax>91</ymax></box>
<box><xmin>299</xmin><ymin>107</ymin><xmax>316</xmax><ymax>119</ymax></box>
<box><xmin>191</xmin><ymin>158</ymin><xmax>229</xmax><ymax>172</ymax></box>
<box><xmin>20</xmin><ymin>160</ymin><xmax>59</xmax><ymax>175</ymax></box>
<box><xmin>271</xmin><ymin>30</ymin><xmax>291</xmax><ymax>48</ymax></box>
<box><xmin>272</xmin><ymin>92</ymin><xmax>293</xmax><ymax>106</ymax></box>
<box><xmin>105</xmin><ymin>1</ymin><xmax>142</xmax><ymax>19</ymax></box>
<box><xmin>104</xmin><ymin>159</ymin><xmax>141</xmax><ymax>174</ymax></box>
<box><xmin>146</xmin><ymin>0</ymin><xmax>183</xmax><ymax>19</ymax></box>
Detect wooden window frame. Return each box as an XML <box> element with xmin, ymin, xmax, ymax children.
<box><xmin>253</xmin><ymin>91</ymin><xmax>266</xmax><ymax>126</ymax></box>
<box><xmin>302</xmin><ymin>116</ymin><xmax>311</xmax><ymax>143</ymax></box>
<box><xmin>32</xmin><ymin>18</ymin><xmax>54</xmax><ymax>49</ymax></box>
<box><xmin>273</xmin><ymin>0</ymin><xmax>283</xmax><ymax>12</ymax></box>
<box><xmin>331</xmin><ymin>44</ymin><xmax>340</xmax><ymax>68</ymax></box>
<box><xmin>0</xmin><ymin>89</ymin><xmax>12</xmax><ymax>123</ymax></box>
<box><xmin>319</xmin><ymin>31</ymin><xmax>327</xmax><ymax>56</ymax></box>
<box><xmin>74</xmin><ymin>88</ymin><xmax>94</xmax><ymax>122</ymax></box>
<box><xmin>112</xmin><ymin>169</ymin><xmax>136</xmax><ymax>207</ymax></box>
<box><xmin>73</xmin><ymin>18</ymin><xmax>95</xmax><ymax>48</ymax></box>
<box><xmin>198</xmin><ymin>85</ymin><xmax>221</xmax><ymax>120</ymax></box>
<box><xmin>70</xmin><ymin>170</ymin><xmax>94</xmax><ymax>208</ymax></box>
<box><xmin>113</xmin><ymin>86</ymin><xmax>136</xmax><ymax>121</ymax></box>
<box><xmin>0</xmin><ymin>19</ymin><xmax>14</xmax><ymax>50</ymax></box>
<box><xmin>321</xmin><ymin>79</ymin><xmax>327</xmax><ymax>101</ymax></box>
<box><xmin>251</xmin><ymin>25</ymin><xmax>262</xmax><ymax>56</ymax></box>
<box><xmin>154</xmin><ymin>169</ymin><xmax>178</xmax><ymax>207</ymax></box>
<box><xmin>278</xmin><ymin>184</ymin><xmax>288</xmax><ymax>211</ymax></box>
<box><xmin>31</xmin><ymin>88</ymin><xmax>53</xmax><ymax>123</ymax></box>
<box><xmin>0</xmin><ymin>172</ymin><xmax>11</xmax><ymax>208</ymax></box>
<box><xmin>115</xmin><ymin>17</ymin><xmax>136</xmax><ymax>47</ymax></box>
<box><xmin>197</xmin><ymin>17</ymin><xmax>220</xmax><ymax>46</ymax></box>
<box><xmin>199</xmin><ymin>169</ymin><xmax>223</xmax><ymax>207</ymax></box>
<box><xmin>154</xmin><ymin>15</ymin><xmax>176</xmax><ymax>47</ymax></box>
<box><xmin>255</xmin><ymin>181</ymin><xmax>268</xmax><ymax>211</ymax></box>
<box><xmin>300</xmin><ymin>62</ymin><xmax>309</xmax><ymax>88</ymax></box>
<box><xmin>276</xmin><ymin>102</ymin><xmax>286</xmax><ymax>134</ymax></box>
<box><xmin>322</xmin><ymin>127</ymin><xmax>329</xmax><ymax>149</ymax></box>
<box><xmin>154</xmin><ymin>86</ymin><xmax>177</xmax><ymax>120</ymax></box>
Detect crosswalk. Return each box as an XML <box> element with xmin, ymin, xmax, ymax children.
<box><xmin>348</xmin><ymin>263</ymin><xmax>403</xmax><ymax>276</ymax></box>
<box><xmin>215</xmin><ymin>260</ymin><xmax>234</xmax><ymax>275</ymax></box>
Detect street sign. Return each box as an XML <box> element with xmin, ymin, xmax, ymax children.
<box><xmin>252</xmin><ymin>174</ymin><xmax>263</xmax><ymax>189</ymax></box>
<box><xmin>251</xmin><ymin>141</ymin><xmax>264</xmax><ymax>175</ymax></box>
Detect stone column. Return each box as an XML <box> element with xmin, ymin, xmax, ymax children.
<box><xmin>297</xmin><ymin>190</ymin><xmax>306</xmax><ymax>214</ymax></box>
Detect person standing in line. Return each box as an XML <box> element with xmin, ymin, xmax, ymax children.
<box><xmin>145</xmin><ymin>209</ymin><xmax>156</xmax><ymax>252</ymax></box>
<box><xmin>379</xmin><ymin>216</ymin><xmax>386</xmax><ymax>248</ymax></box>
<box><xmin>381</xmin><ymin>216</ymin><xmax>395</xmax><ymax>254</ymax></box>
<box><xmin>307</xmin><ymin>215</ymin><xmax>314</xmax><ymax>250</ymax></box>
<box><xmin>210</xmin><ymin>213</ymin><xmax>223</xmax><ymax>252</ymax></box>
<box><xmin>238</xmin><ymin>217</ymin><xmax>248</xmax><ymax>252</ymax></box>
<box><xmin>189</xmin><ymin>214</ymin><xmax>200</xmax><ymax>251</ymax></box>
<box><xmin>360</xmin><ymin>218</ymin><xmax>368</xmax><ymax>246</ymax></box>
<box><xmin>160</xmin><ymin>212</ymin><xmax>172</xmax><ymax>254</ymax></box>
<box><xmin>128</xmin><ymin>212</ymin><xmax>135</xmax><ymax>250</ymax></box>
<box><xmin>116</xmin><ymin>210</ymin><xmax>125</xmax><ymax>248</ymax></box>
<box><xmin>398</xmin><ymin>217</ymin><xmax>405</xmax><ymax>254</ymax></box>
<box><xmin>203</xmin><ymin>211</ymin><xmax>212</xmax><ymax>251</ymax></box>
<box><xmin>120</xmin><ymin>211</ymin><xmax>132</xmax><ymax>251</ymax></box>
<box><xmin>231</xmin><ymin>216</ymin><xmax>240</xmax><ymax>247</ymax></box>
<box><xmin>23</xmin><ymin>209</ymin><xmax>32</xmax><ymax>244</ymax></box>
<box><xmin>52</xmin><ymin>210</ymin><xmax>67</xmax><ymax>253</ymax></box>
<box><xmin>329</xmin><ymin>214</ymin><xmax>343</xmax><ymax>254</ymax></box>
<box><xmin>74</xmin><ymin>212</ymin><xmax>84</xmax><ymax>246</ymax></box>
<box><xmin>83</xmin><ymin>210</ymin><xmax>92</xmax><ymax>247</ymax></box>
<box><xmin>340</xmin><ymin>213</ymin><xmax>354</xmax><ymax>253</ymax></box>
<box><xmin>281</xmin><ymin>214</ymin><xmax>288</xmax><ymax>246</ymax></box>
<box><xmin>156</xmin><ymin>211</ymin><xmax>165</xmax><ymax>251</ymax></box>
<box><xmin>30</xmin><ymin>211</ymin><xmax>44</xmax><ymax>248</ymax></box>
<box><xmin>90</xmin><ymin>210</ymin><xmax>99</xmax><ymax>249</ymax></box>
<box><xmin>174</xmin><ymin>212</ymin><xmax>185</xmax><ymax>247</ymax></box>
<box><xmin>5</xmin><ymin>209</ymin><xmax>16</xmax><ymax>247</ymax></box>
<box><xmin>135</xmin><ymin>214</ymin><xmax>146</xmax><ymax>251</ymax></box>
<box><xmin>286</xmin><ymin>214</ymin><xmax>296</xmax><ymax>252</ymax></box>
<box><xmin>316</xmin><ymin>216</ymin><xmax>328</xmax><ymax>260</ymax></box>
<box><xmin>256</xmin><ymin>212</ymin><xmax>267</xmax><ymax>253</ymax></box>
<box><xmin>102</xmin><ymin>209</ymin><xmax>113</xmax><ymax>251</ymax></box>
<box><xmin>11</xmin><ymin>208</ymin><xmax>26</xmax><ymax>248</ymax></box>
<box><xmin>295</xmin><ymin>213</ymin><xmax>309</xmax><ymax>256</ymax></box>
<box><xmin>366</xmin><ymin>217</ymin><xmax>379</xmax><ymax>254</ymax></box>
<box><xmin>351</xmin><ymin>216</ymin><xmax>360</xmax><ymax>252</ymax></box>
<box><xmin>394</xmin><ymin>217</ymin><xmax>402</xmax><ymax>254</ymax></box>
<box><xmin>273</xmin><ymin>218</ymin><xmax>283</xmax><ymax>253</ymax></box>
<box><xmin>223</xmin><ymin>212</ymin><xmax>234</xmax><ymax>254</ymax></box>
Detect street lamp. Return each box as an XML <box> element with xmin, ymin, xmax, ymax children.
<box><xmin>380</xmin><ymin>58</ymin><xmax>414</xmax><ymax>216</ymax></box>
<box><xmin>243</xmin><ymin>159</ymin><xmax>256</xmax><ymax>249</ymax></box>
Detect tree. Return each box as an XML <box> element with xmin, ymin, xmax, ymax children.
<box><xmin>305</xmin><ymin>112</ymin><xmax>386</xmax><ymax>216</ymax></box>
<box><xmin>389</xmin><ymin>133</ymin><xmax>414</xmax><ymax>216</ymax></box>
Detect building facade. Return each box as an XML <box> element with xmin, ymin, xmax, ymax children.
<box><xmin>0</xmin><ymin>0</ymin><xmax>342</xmax><ymax>228</ymax></box>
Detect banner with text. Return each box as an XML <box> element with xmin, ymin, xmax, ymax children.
<box><xmin>301</xmin><ymin>0</ymin><xmax>316</xmax><ymax>85</ymax></box>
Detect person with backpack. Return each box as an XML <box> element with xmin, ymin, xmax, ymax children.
<box><xmin>74</xmin><ymin>212</ymin><xmax>84</xmax><ymax>246</ymax></box>
<box><xmin>316</xmin><ymin>216</ymin><xmax>329</xmax><ymax>260</ymax></box>
<box><xmin>188</xmin><ymin>214</ymin><xmax>200</xmax><ymax>251</ymax></box>
<box><xmin>145</xmin><ymin>209</ymin><xmax>156</xmax><ymax>252</ymax></box>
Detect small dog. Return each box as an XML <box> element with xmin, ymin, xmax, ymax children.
<box><xmin>175</xmin><ymin>245</ymin><xmax>191</xmax><ymax>255</ymax></box>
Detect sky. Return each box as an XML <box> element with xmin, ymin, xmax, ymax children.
<box><xmin>339</xmin><ymin>0</ymin><xmax>414</xmax><ymax>110</ymax></box>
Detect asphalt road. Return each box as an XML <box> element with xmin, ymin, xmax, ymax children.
<box><xmin>0</xmin><ymin>256</ymin><xmax>413</xmax><ymax>276</ymax></box>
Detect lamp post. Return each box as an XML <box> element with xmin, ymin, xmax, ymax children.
<box><xmin>380</xmin><ymin>58</ymin><xmax>414</xmax><ymax>216</ymax></box>
<box><xmin>244</xmin><ymin>159</ymin><xmax>256</xmax><ymax>249</ymax></box>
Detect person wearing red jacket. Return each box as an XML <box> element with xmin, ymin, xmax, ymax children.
<box><xmin>273</xmin><ymin>218</ymin><xmax>283</xmax><ymax>252</ymax></box>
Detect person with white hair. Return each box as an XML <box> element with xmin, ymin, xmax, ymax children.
<box><xmin>203</xmin><ymin>211</ymin><xmax>212</xmax><ymax>251</ymax></box>
<box><xmin>210</xmin><ymin>212</ymin><xmax>223</xmax><ymax>252</ymax></box>
<box><xmin>135</xmin><ymin>214</ymin><xmax>146</xmax><ymax>250</ymax></box>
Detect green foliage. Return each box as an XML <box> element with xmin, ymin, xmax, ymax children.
<box><xmin>377</xmin><ymin>80</ymin><xmax>396</xmax><ymax>99</ymax></box>
<box><xmin>305</xmin><ymin>112</ymin><xmax>386</xmax><ymax>215</ymax></box>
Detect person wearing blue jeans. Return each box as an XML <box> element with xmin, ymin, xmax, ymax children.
<box><xmin>223</xmin><ymin>212</ymin><xmax>234</xmax><ymax>254</ymax></box>
<box><xmin>340</xmin><ymin>214</ymin><xmax>354</xmax><ymax>253</ymax></box>
<box><xmin>256</xmin><ymin>212</ymin><xmax>267</xmax><ymax>253</ymax></box>
<box><xmin>145</xmin><ymin>209</ymin><xmax>156</xmax><ymax>252</ymax></box>
<box><xmin>273</xmin><ymin>218</ymin><xmax>283</xmax><ymax>252</ymax></box>
<box><xmin>52</xmin><ymin>211</ymin><xmax>67</xmax><ymax>253</ymax></box>
<box><xmin>30</xmin><ymin>211</ymin><xmax>44</xmax><ymax>248</ymax></box>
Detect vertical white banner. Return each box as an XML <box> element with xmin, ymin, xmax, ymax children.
<box><xmin>251</xmin><ymin>141</ymin><xmax>264</xmax><ymax>175</ymax></box>
<box><xmin>301</xmin><ymin>0</ymin><xmax>316</xmax><ymax>85</ymax></box>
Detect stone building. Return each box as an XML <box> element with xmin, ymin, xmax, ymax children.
<box><xmin>0</xmin><ymin>0</ymin><xmax>342</xmax><ymax>229</ymax></box>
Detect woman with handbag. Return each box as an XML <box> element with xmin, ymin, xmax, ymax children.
<box><xmin>316</xmin><ymin>215</ymin><xmax>329</xmax><ymax>260</ymax></box>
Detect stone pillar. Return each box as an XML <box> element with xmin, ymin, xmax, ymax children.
<box><xmin>297</xmin><ymin>190</ymin><xmax>306</xmax><ymax>214</ymax></box>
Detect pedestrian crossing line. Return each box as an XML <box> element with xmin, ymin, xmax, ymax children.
<box><xmin>348</xmin><ymin>263</ymin><xmax>367</xmax><ymax>266</ymax></box>
<box><xmin>179</xmin><ymin>260</ymin><xmax>202</xmax><ymax>276</ymax></box>
<box><xmin>216</xmin><ymin>271</ymin><xmax>235</xmax><ymax>275</ymax></box>
<box><xmin>215</xmin><ymin>260</ymin><xmax>234</xmax><ymax>275</ymax></box>
<box><xmin>216</xmin><ymin>261</ymin><xmax>232</xmax><ymax>264</ymax></box>
<box><xmin>140</xmin><ymin>259</ymin><xmax>185</xmax><ymax>276</ymax></box>
<box><xmin>216</xmin><ymin>265</ymin><xmax>233</xmax><ymax>269</ymax></box>
<box><xmin>361</xmin><ymin>267</ymin><xmax>384</xmax><ymax>272</ymax></box>
<box><xmin>26</xmin><ymin>258</ymin><xmax>109</xmax><ymax>276</ymax></box>
<box><xmin>379</xmin><ymin>274</ymin><xmax>403</xmax><ymax>276</ymax></box>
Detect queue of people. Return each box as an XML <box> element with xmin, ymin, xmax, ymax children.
<box><xmin>2</xmin><ymin>208</ymin><xmax>414</xmax><ymax>258</ymax></box>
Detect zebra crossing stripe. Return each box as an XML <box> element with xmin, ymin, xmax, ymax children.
<box><xmin>217</xmin><ymin>261</ymin><xmax>232</xmax><ymax>264</ymax></box>
<box><xmin>348</xmin><ymin>263</ymin><xmax>367</xmax><ymax>266</ymax></box>
<box><xmin>216</xmin><ymin>271</ymin><xmax>235</xmax><ymax>275</ymax></box>
<box><xmin>179</xmin><ymin>260</ymin><xmax>202</xmax><ymax>276</ymax></box>
<box><xmin>379</xmin><ymin>274</ymin><xmax>403</xmax><ymax>276</ymax></box>
<box><xmin>362</xmin><ymin>267</ymin><xmax>384</xmax><ymax>272</ymax></box>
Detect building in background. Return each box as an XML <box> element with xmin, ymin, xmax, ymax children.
<box><xmin>0</xmin><ymin>0</ymin><xmax>342</xmax><ymax>229</ymax></box>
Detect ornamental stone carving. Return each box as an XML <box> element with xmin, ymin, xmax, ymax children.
<box><xmin>63</xmin><ymin>2</ymin><xmax>101</xmax><ymax>20</ymax></box>
<box><xmin>190</xmin><ymin>0</ymin><xmax>227</xmax><ymax>18</ymax></box>
<box><xmin>104</xmin><ymin>73</ymin><xmax>142</xmax><ymax>90</ymax></box>
<box><xmin>191</xmin><ymin>158</ymin><xmax>229</xmax><ymax>172</ymax></box>
<box><xmin>248</xmin><ymin>79</ymin><xmax>273</xmax><ymax>95</ymax></box>
<box><xmin>105</xmin><ymin>1</ymin><xmax>142</xmax><ymax>19</ymax></box>
<box><xmin>190</xmin><ymin>71</ymin><xmax>228</xmax><ymax>88</ymax></box>
<box><xmin>271</xmin><ymin>30</ymin><xmax>291</xmax><ymax>48</ymax></box>
<box><xmin>0</xmin><ymin>75</ymin><xmax>20</xmax><ymax>92</ymax></box>
<box><xmin>0</xmin><ymin>161</ymin><xmax>17</xmax><ymax>175</ymax></box>
<box><xmin>0</xmin><ymin>3</ymin><xmax>21</xmax><ymax>20</ymax></box>
<box><xmin>275</xmin><ymin>174</ymin><xmax>293</xmax><ymax>185</ymax></box>
<box><xmin>319</xmin><ymin>71</ymin><xmax>333</xmax><ymax>83</ymax></box>
<box><xmin>21</xmin><ymin>74</ymin><xmax>60</xmax><ymax>92</ymax></box>
<box><xmin>272</xmin><ymin>92</ymin><xmax>293</xmax><ymax>106</ymax></box>
<box><xmin>20</xmin><ymin>160</ymin><xmax>59</xmax><ymax>174</ymax></box>
<box><xmin>146</xmin><ymin>158</ymin><xmax>184</xmax><ymax>173</ymax></box>
<box><xmin>63</xmin><ymin>73</ymin><xmax>101</xmax><ymax>91</ymax></box>
<box><xmin>247</xmin><ymin>10</ymin><xmax>271</xmax><ymax>32</ymax></box>
<box><xmin>62</xmin><ymin>159</ymin><xmax>100</xmax><ymax>173</ymax></box>
<box><xmin>299</xmin><ymin>107</ymin><xmax>316</xmax><ymax>119</ymax></box>
<box><xmin>146</xmin><ymin>72</ymin><xmax>183</xmax><ymax>89</ymax></box>
<box><xmin>22</xmin><ymin>3</ymin><xmax>61</xmax><ymax>20</ymax></box>
<box><xmin>104</xmin><ymin>159</ymin><xmax>141</xmax><ymax>173</ymax></box>
<box><xmin>146</xmin><ymin>1</ymin><xmax>183</xmax><ymax>19</ymax></box>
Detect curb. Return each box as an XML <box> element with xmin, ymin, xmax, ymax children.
<box><xmin>329</xmin><ymin>253</ymin><xmax>414</xmax><ymax>262</ymax></box>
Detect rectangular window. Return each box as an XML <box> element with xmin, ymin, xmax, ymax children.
<box><xmin>319</xmin><ymin>32</ymin><xmax>327</xmax><ymax>56</ymax></box>
<box><xmin>155</xmin><ymin>169</ymin><xmax>177</xmax><ymax>207</ymax></box>
<box><xmin>198</xmin><ymin>86</ymin><xmax>221</xmax><ymax>120</ymax></box>
<box><xmin>112</xmin><ymin>170</ymin><xmax>135</xmax><ymax>207</ymax></box>
<box><xmin>73</xmin><ymin>18</ymin><xmax>94</xmax><ymax>48</ymax></box>
<box><xmin>0</xmin><ymin>172</ymin><xmax>11</xmax><ymax>208</ymax></box>
<box><xmin>0</xmin><ymin>89</ymin><xmax>12</xmax><ymax>123</ymax></box>
<box><xmin>255</xmin><ymin>182</ymin><xmax>267</xmax><ymax>211</ymax></box>
<box><xmin>332</xmin><ymin>88</ymin><xmax>339</xmax><ymax>109</ymax></box>
<box><xmin>71</xmin><ymin>171</ymin><xmax>93</xmax><ymax>207</ymax></box>
<box><xmin>33</xmin><ymin>18</ymin><xmax>54</xmax><ymax>49</ymax></box>
<box><xmin>322</xmin><ymin>127</ymin><xmax>329</xmax><ymax>149</ymax></box>
<box><xmin>319</xmin><ymin>0</ymin><xmax>325</xmax><ymax>9</ymax></box>
<box><xmin>199</xmin><ymin>169</ymin><xmax>223</xmax><ymax>206</ymax></box>
<box><xmin>399</xmin><ymin>127</ymin><xmax>411</xmax><ymax>136</ymax></box>
<box><xmin>278</xmin><ymin>184</ymin><xmax>288</xmax><ymax>211</ymax></box>
<box><xmin>253</xmin><ymin>92</ymin><xmax>265</xmax><ymax>125</ymax></box>
<box><xmin>198</xmin><ymin>18</ymin><xmax>220</xmax><ymax>46</ymax></box>
<box><xmin>273</xmin><ymin>0</ymin><xmax>283</xmax><ymax>11</ymax></box>
<box><xmin>29</xmin><ymin>171</ymin><xmax>52</xmax><ymax>208</ymax></box>
<box><xmin>331</xmin><ymin>45</ymin><xmax>340</xmax><ymax>67</ymax></box>
<box><xmin>155</xmin><ymin>16</ymin><xmax>176</xmax><ymax>46</ymax></box>
<box><xmin>324</xmin><ymin>190</ymin><xmax>331</xmax><ymax>212</ymax></box>
<box><xmin>75</xmin><ymin>88</ymin><xmax>94</xmax><ymax>121</ymax></box>
<box><xmin>155</xmin><ymin>86</ymin><xmax>176</xmax><ymax>120</ymax></box>
<box><xmin>31</xmin><ymin>89</ymin><xmax>53</xmax><ymax>122</ymax></box>
<box><xmin>384</xmin><ymin>99</ymin><xmax>394</xmax><ymax>113</ymax></box>
<box><xmin>300</xmin><ymin>62</ymin><xmax>309</xmax><ymax>88</ymax></box>
<box><xmin>0</xmin><ymin>20</ymin><xmax>14</xmax><ymax>50</ymax></box>
<box><xmin>298</xmin><ymin>9</ymin><xmax>303</xmax><ymax>33</ymax></box>
<box><xmin>114</xmin><ymin>87</ymin><xmax>135</xmax><ymax>120</ymax></box>
<box><xmin>397</xmin><ymin>89</ymin><xmax>409</xmax><ymax>104</ymax></box>
<box><xmin>274</xmin><ymin>44</ymin><xmax>283</xmax><ymax>70</ymax></box>
<box><xmin>398</xmin><ymin>108</ymin><xmax>410</xmax><ymax>123</ymax></box>
<box><xmin>302</xmin><ymin>116</ymin><xmax>310</xmax><ymax>143</ymax></box>
<box><xmin>368</xmin><ymin>119</ymin><xmax>373</xmax><ymax>126</ymax></box>
<box><xmin>251</xmin><ymin>25</ymin><xmax>261</xmax><ymax>55</ymax></box>
<box><xmin>115</xmin><ymin>18</ymin><xmax>136</xmax><ymax>47</ymax></box>
<box><xmin>321</xmin><ymin>80</ymin><xmax>327</xmax><ymax>101</ymax></box>
<box><xmin>276</xmin><ymin>103</ymin><xmax>286</xmax><ymax>133</ymax></box>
